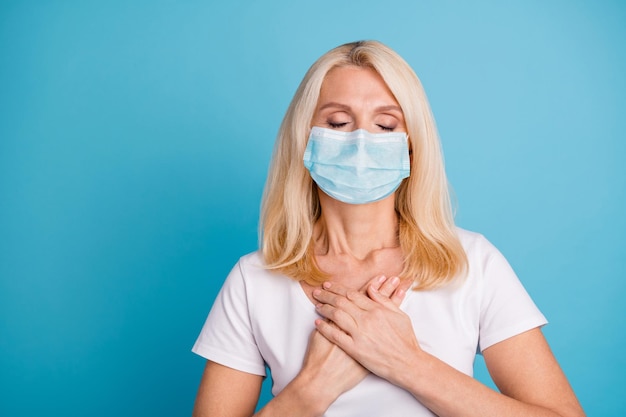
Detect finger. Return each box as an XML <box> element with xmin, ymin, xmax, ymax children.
<box><xmin>360</xmin><ymin>275</ymin><xmax>387</xmax><ymax>293</ymax></box>
<box><xmin>315</xmin><ymin>282</ymin><xmax>373</xmax><ymax>311</ymax></box>
<box><xmin>367</xmin><ymin>284</ymin><xmax>402</xmax><ymax>310</ymax></box>
<box><xmin>389</xmin><ymin>278</ymin><xmax>412</xmax><ymax>306</ymax></box>
<box><xmin>315</xmin><ymin>303</ymin><xmax>358</xmax><ymax>334</ymax></box>
<box><xmin>389</xmin><ymin>287</ymin><xmax>406</xmax><ymax>306</ymax></box>
<box><xmin>378</xmin><ymin>276</ymin><xmax>401</xmax><ymax>299</ymax></box>
<box><xmin>315</xmin><ymin>319</ymin><xmax>354</xmax><ymax>352</ymax></box>
<box><xmin>363</xmin><ymin>276</ymin><xmax>405</xmax><ymax>307</ymax></box>
<box><xmin>313</xmin><ymin>287</ymin><xmax>369</xmax><ymax>313</ymax></box>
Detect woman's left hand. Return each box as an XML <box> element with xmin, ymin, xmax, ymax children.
<box><xmin>312</xmin><ymin>280</ymin><xmax>423</xmax><ymax>385</ymax></box>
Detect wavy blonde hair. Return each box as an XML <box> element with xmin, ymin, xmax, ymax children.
<box><xmin>260</xmin><ymin>40</ymin><xmax>467</xmax><ymax>290</ymax></box>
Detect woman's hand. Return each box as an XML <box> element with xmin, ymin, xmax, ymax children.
<box><xmin>312</xmin><ymin>279</ymin><xmax>422</xmax><ymax>384</ymax></box>
<box><xmin>295</xmin><ymin>275</ymin><xmax>407</xmax><ymax>409</ymax></box>
<box><xmin>297</xmin><ymin>324</ymin><xmax>368</xmax><ymax>409</ymax></box>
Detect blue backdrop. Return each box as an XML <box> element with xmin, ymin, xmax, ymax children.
<box><xmin>1</xmin><ymin>0</ymin><xmax>624</xmax><ymax>415</ymax></box>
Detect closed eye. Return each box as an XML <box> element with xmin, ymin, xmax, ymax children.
<box><xmin>328</xmin><ymin>122</ymin><xmax>348</xmax><ymax>129</ymax></box>
<box><xmin>377</xmin><ymin>124</ymin><xmax>394</xmax><ymax>132</ymax></box>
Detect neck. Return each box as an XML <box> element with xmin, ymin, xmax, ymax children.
<box><xmin>314</xmin><ymin>192</ymin><xmax>400</xmax><ymax>260</ymax></box>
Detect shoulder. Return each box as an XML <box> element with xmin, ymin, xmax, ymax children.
<box><xmin>232</xmin><ymin>251</ymin><xmax>294</xmax><ymax>293</ymax></box>
<box><xmin>453</xmin><ymin>227</ymin><xmax>517</xmax><ymax>285</ymax></box>
<box><xmin>237</xmin><ymin>251</ymin><xmax>266</xmax><ymax>272</ymax></box>
<box><xmin>455</xmin><ymin>227</ymin><xmax>499</xmax><ymax>260</ymax></box>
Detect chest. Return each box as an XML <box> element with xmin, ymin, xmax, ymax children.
<box><xmin>248</xmin><ymin>280</ymin><xmax>481</xmax><ymax>398</ymax></box>
<box><xmin>303</xmin><ymin>249</ymin><xmax>405</xmax><ymax>303</ymax></box>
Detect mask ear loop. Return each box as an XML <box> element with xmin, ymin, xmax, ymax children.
<box><xmin>303</xmin><ymin>126</ymin><xmax>316</xmax><ymax>160</ymax></box>
<box><xmin>406</xmin><ymin>134</ymin><xmax>413</xmax><ymax>158</ymax></box>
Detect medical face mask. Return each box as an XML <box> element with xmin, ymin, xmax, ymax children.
<box><xmin>303</xmin><ymin>126</ymin><xmax>411</xmax><ymax>205</ymax></box>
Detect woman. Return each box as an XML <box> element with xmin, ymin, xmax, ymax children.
<box><xmin>192</xmin><ymin>40</ymin><xmax>585</xmax><ymax>417</ymax></box>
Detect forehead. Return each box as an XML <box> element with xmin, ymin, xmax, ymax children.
<box><xmin>319</xmin><ymin>66</ymin><xmax>397</xmax><ymax>103</ymax></box>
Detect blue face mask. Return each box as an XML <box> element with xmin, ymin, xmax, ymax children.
<box><xmin>303</xmin><ymin>127</ymin><xmax>411</xmax><ymax>205</ymax></box>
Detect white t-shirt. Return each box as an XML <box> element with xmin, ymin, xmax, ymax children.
<box><xmin>192</xmin><ymin>229</ymin><xmax>547</xmax><ymax>416</ymax></box>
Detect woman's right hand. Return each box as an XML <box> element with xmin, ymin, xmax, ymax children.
<box><xmin>254</xmin><ymin>276</ymin><xmax>407</xmax><ymax>417</ymax></box>
<box><xmin>297</xmin><ymin>276</ymin><xmax>407</xmax><ymax>409</ymax></box>
<box><xmin>298</xmin><ymin>324</ymin><xmax>368</xmax><ymax>408</ymax></box>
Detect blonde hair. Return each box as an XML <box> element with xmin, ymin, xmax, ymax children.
<box><xmin>260</xmin><ymin>40</ymin><xmax>467</xmax><ymax>290</ymax></box>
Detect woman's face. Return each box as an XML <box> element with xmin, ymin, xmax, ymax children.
<box><xmin>311</xmin><ymin>66</ymin><xmax>407</xmax><ymax>134</ymax></box>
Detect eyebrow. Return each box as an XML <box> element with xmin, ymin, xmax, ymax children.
<box><xmin>318</xmin><ymin>102</ymin><xmax>403</xmax><ymax>114</ymax></box>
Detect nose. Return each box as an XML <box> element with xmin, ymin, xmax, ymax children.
<box><xmin>352</xmin><ymin>117</ymin><xmax>371</xmax><ymax>133</ymax></box>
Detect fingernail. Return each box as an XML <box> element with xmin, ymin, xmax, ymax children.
<box><xmin>391</xmin><ymin>276</ymin><xmax>399</xmax><ymax>285</ymax></box>
<box><xmin>323</xmin><ymin>282</ymin><xmax>332</xmax><ymax>289</ymax></box>
<box><xmin>378</xmin><ymin>275</ymin><xmax>387</xmax><ymax>283</ymax></box>
<box><xmin>313</xmin><ymin>289</ymin><xmax>321</xmax><ymax>297</ymax></box>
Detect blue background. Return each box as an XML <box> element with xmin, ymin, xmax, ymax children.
<box><xmin>1</xmin><ymin>0</ymin><xmax>624</xmax><ymax>415</ymax></box>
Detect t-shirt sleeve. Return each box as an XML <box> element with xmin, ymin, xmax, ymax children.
<box><xmin>191</xmin><ymin>260</ymin><xmax>266</xmax><ymax>376</ymax></box>
<box><xmin>478</xmin><ymin>238</ymin><xmax>548</xmax><ymax>352</ymax></box>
